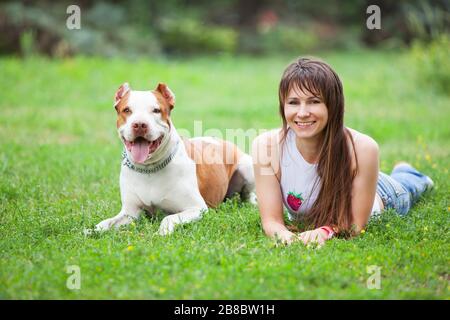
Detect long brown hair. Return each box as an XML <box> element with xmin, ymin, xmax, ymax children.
<box><xmin>278</xmin><ymin>57</ymin><xmax>358</xmax><ymax>235</ymax></box>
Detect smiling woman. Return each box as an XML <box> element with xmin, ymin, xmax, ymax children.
<box><xmin>252</xmin><ymin>57</ymin><xmax>434</xmax><ymax>246</ymax></box>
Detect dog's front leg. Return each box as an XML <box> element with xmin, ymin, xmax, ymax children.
<box><xmin>159</xmin><ymin>207</ymin><xmax>206</xmax><ymax>236</ymax></box>
<box><xmin>94</xmin><ymin>202</ymin><xmax>141</xmax><ymax>232</ymax></box>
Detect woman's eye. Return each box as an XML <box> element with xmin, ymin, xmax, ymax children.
<box><xmin>312</xmin><ymin>100</ymin><xmax>321</xmax><ymax>104</ymax></box>
<box><xmin>153</xmin><ymin>109</ymin><xmax>161</xmax><ymax>113</ymax></box>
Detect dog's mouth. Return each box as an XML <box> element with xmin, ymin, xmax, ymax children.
<box><xmin>123</xmin><ymin>135</ymin><xmax>164</xmax><ymax>164</ymax></box>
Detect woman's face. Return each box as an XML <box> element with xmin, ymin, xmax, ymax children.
<box><xmin>284</xmin><ymin>86</ymin><xmax>328</xmax><ymax>141</ymax></box>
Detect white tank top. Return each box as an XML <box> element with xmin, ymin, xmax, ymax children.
<box><xmin>280</xmin><ymin>129</ymin><xmax>380</xmax><ymax>220</ymax></box>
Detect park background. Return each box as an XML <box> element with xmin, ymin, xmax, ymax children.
<box><xmin>0</xmin><ymin>0</ymin><xmax>449</xmax><ymax>299</ymax></box>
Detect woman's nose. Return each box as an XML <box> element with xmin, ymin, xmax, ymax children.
<box><xmin>296</xmin><ymin>104</ymin><xmax>311</xmax><ymax>117</ymax></box>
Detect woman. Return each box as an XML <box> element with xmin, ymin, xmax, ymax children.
<box><xmin>252</xmin><ymin>57</ymin><xmax>433</xmax><ymax>246</ymax></box>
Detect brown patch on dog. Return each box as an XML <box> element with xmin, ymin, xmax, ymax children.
<box><xmin>182</xmin><ymin>137</ymin><xmax>243</xmax><ymax>208</ymax></box>
<box><xmin>115</xmin><ymin>91</ymin><xmax>131</xmax><ymax>128</ymax></box>
<box><xmin>155</xmin><ymin>83</ymin><xmax>175</xmax><ymax>107</ymax></box>
<box><xmin>152</xmin><ymin>90</ymin><xmax>172</xmax><ymax>126</ymax></box>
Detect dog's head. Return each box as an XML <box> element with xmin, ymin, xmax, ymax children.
<box><xmin>114</xmin><ymin>82</ymin><xmax>175</xmax><ymax>164</ymax></box>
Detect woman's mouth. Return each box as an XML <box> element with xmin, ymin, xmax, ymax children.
<box><xmin>294</xmin><ymin>120</ymin><xmax>316</xmax><ymax>128</ymax></box>
<box><xmin>123</xmin><ymin>136</ymin><xmax>164</xmax><ymax>164</ymax></box>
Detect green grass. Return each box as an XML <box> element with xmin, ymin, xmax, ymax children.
<box><xmin>0</xmin><ymin>50</ymin><xmax>449</xmax><ymax>299</ymax></box>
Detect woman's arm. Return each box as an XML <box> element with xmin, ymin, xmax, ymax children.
<box><xmin>298</xmin><ymin>133</ymin><xmax>379</xmax><ymax>244</ymax></box>
<box><xmin>251</xmin><ymin>132</ymin><xmax>296</xmax><ymax>244</ymax></box>
<box><xmin>349</xmin><ymin>134</ymin><xmax>380</xmax><ymax>234</ymax></box>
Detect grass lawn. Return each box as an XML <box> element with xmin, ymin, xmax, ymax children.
<box><xmin>0</xmin><ymin>50</ymin><xmax>448</xmax><ymax>299</ymax></box>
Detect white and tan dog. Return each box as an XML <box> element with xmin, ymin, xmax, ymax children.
<box><xmin>93</xmin><ymin>82</ymin><xmax>256</xmax><ymax>235</ymax></box>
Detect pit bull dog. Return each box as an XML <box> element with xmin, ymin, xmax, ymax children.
<box><xmin>93</xmin><ymin>82</ymin><xmax>256</xmax><ymax>235</ymax></box>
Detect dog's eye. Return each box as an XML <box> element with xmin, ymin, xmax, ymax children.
<box><xmin>123</xmin><ymin>107</ymin><xmax>131</xmax><ymax>114</ymax></box>
<box><xmin>153</xmin><ymin>109</ymin><xmax>161</xmax><ymax>114</ymax></box>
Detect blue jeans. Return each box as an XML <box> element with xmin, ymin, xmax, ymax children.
<box><xmin>376</xmin><ymin>164</ymin><xmax>433</xmax><ymax>215</ymax></box>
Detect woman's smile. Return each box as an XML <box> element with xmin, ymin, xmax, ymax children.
<box><xmin>294</xmin><ymin>120</ymin><xmax>317</xmax><ymax>128</ymax></box>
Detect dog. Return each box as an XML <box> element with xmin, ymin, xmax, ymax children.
<box><xmin>93</xmin><ymin>82</ymin><xmax>256</xmax><ymax>235</ymax></box>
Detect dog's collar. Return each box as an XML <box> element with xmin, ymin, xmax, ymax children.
<box><xmin>122</xmin><ymin>140</ymin><xmax>179</xmax><ymax>174</ymax></box>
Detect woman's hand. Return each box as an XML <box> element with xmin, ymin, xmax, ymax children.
<box><xmin>274</xmin><ymin>229</ymin><xmax>299</xmax><ymax>245</ymax></box>
<box><xmin>298</xmin><ymin>227</ymin><xmax>332</xmax><ymax>246</ymax></box>
<box><xmin>274</xmin><ymin>226</ymin><xmax>335</xmax><ymax>247</ymax></box>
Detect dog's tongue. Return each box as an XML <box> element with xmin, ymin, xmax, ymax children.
<box><xmin>131</xmin><ymin>139</ymin><xmax>150</xmax><ymax>164</ymax></box>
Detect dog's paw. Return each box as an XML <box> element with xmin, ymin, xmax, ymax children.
<box><xmin>94</xmin><ymin>219</ymin><xmax>113</xmax><ymax>232</ymax></box>
<box><xmin>158</xmin><ymin>216</ymin><xmax>177</xmax><ymax>236</ymax></box>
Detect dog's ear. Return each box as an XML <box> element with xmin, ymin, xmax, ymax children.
<box><xmin>156</xmin><ymin>83</ymin><xmax>175</xmax><ymax>110</ymax></box>
<box><xmin>114</xmin><ymin>82</ymin><xmax>130</xmax><ymax>111</ymax></box>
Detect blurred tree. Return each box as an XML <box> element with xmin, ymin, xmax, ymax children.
<box><xmin>0</xmin><ymin>0</ymin><xmax>447</xmax><ymax>57</ymax></box>
<box><xmin>361</xmin><ymin>0</ymin><xmax>449</xmax><ymax>46</ymax></box>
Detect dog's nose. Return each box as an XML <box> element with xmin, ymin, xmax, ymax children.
<box><xmin>132</xmin><ymin>122</ymin><xmax>148</xmax><ymax>135</ymax></box>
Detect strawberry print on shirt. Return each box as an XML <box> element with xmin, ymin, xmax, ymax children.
<box><xmin>286</xmin><ymin>191</ymin><xmax>303</xmax><ymax>212</ymax></box>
